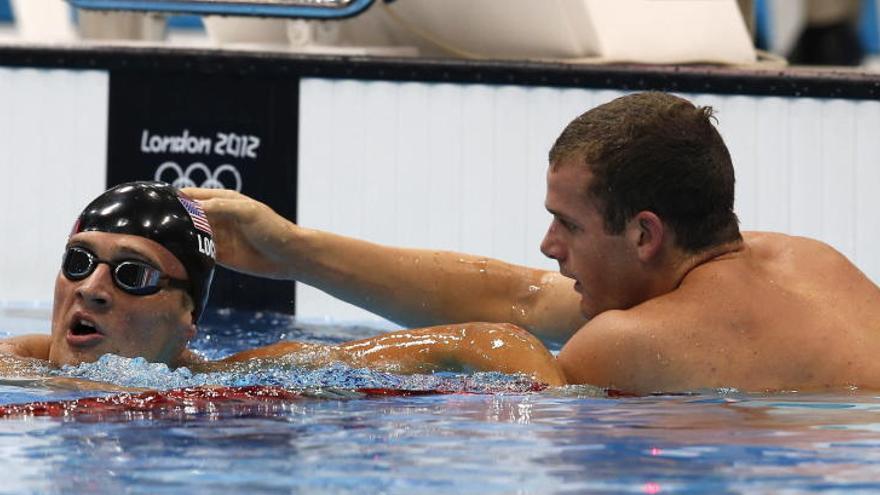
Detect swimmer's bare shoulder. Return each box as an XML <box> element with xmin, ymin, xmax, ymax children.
<box><xmin>559</xmin><ymin>232</ymin><xmax>880</xmax><ymax>394</ymax></box>
<box><xmin>0</xmin><ymin>335</ymin><xmax>53</xmax><ymax>378</ymax></box>
<box><xmin>0</xmin><ymin>334</ymin><xmax>50</xmax><ymax>360</ymax></box>
<box><xmin>742</xmin><ymin>232</ymin><xmax>880</xmax><ymax>320</ymax></box>
<box><xmin>555</xmin><ymin>310</ymin><xmax>672</xmax><ymax>394</ymax></box>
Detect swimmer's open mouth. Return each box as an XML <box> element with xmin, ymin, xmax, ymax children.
<box><xmin>71</xmin><ymin>319</ymin><xmax>99</xmax><ymax>336</ymax></box>
<box><xmin>66</xmin><ymin>313</ymin><xmax>104</xmax><ymax>344</ymax></box>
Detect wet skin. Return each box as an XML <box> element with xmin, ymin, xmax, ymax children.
<box><xmin>218</xmin><ymin>322</ymin><xmax>565</xmax><ymax>386</ymax></box>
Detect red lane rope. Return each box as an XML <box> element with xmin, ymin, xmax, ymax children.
<box><xmin>0</xmin><ymin>381</ymin><xmax>549</xmax><ymax>419</ymax></box>
<box><xmin>0</xmin><ymin>386</ymin><xmax>304</xmax><ymax>418</ymax></box>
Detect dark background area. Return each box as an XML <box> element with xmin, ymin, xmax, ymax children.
<box><xmin>107</xmin><ymin>71</ymin><xmax>300</xmax><ymax>313</ymax></box>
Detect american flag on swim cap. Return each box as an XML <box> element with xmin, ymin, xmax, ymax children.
<box><xmin>177</xmin><ymin>195</ymin><xmax>213</xmax><ymax>236</ymax></box>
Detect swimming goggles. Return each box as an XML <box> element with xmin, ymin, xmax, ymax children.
<box><xmin>61</xmin><ymin>246</ymin><xmax>190</xmax><ymax>296</ymax></box>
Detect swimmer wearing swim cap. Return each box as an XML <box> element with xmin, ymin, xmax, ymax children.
<box><xmin>0</xmin><ymin>182</ymin><xmax>216</xmax><ymax>369</ymax></box>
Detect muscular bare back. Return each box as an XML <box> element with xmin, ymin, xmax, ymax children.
<box><xmin>559</xmin><ymin>232</ymin><xmax>880</xmax><ymax>394</ymax></box>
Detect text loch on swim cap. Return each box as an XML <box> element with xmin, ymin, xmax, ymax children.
<box><xmin>198</xmin><ymin>234</ymin><xmax>215</xmax><ymax>259</ymax></box>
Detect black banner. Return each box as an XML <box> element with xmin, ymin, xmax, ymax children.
<box><xmin>107</xmin><ymin>71</ymin><xmax>299</xmax><ymax>314</ymax></box>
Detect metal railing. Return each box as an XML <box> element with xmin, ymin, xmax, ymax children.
<box><xmin>67</xmin><ymin>0</ymin><xmax>377</xmax><ymax>18</ymax></box>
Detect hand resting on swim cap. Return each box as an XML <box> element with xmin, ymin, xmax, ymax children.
<box><xmin>183</xmin><ymin>188</ymin><xmax>305</xmax><ymax>280</ymax></box>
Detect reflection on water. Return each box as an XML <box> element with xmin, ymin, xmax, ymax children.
<box><xmin>1</xmin><ymin>309</ymin><xmax>880</xmax><ymax>493</ymax></box>
<box><xmin>3</xmin><ymin>390</ymin><xmax>880</xmax><ymax>493</ymax></box>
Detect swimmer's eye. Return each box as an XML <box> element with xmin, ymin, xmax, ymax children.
<box><xmin>556</xmin><ymin>217</ymin><xmax>579</xmax><ymax>233</ymax></box>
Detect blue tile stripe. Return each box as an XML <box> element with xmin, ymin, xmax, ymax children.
<box><xmin>860</xmin><ymin>0</ymin><xmax>879</xmax><ymax>53</ymax></box>
<box><xmin>0</xmin><ymin>0</ymin><xmax>13</xmax><ymax>22</ymax></box>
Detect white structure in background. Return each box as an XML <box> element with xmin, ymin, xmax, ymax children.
<box><xmin>78</xmin><ymin>11</ymin><xmax>166</xmax><ymax>41</ymax></box>
<box><xmin>380</xmin><ymin>0</ymin><xmax>755</xmax><ymax>64</ymax></box>
<box><xmin>201</xmin><ymin>9</ymin><xmax>412</xmax><ymax>55</ymax></box>
<box><xmin>9</xmin><ymin>0</ymin><xmax>755</xmax><ymax>63</ymax></box>
<box><xmin>204</xmin><ymin>0</ymin><xmax>756</xmax><ymax>63</ymax></box>
<box><xmin>9</xmin><ymin>0</ymin><xmax>165</xmax><ymax>41</ymax></box>
<box><xmin>9</xmin><ymin>0</ymin><xmax>78</xmax><ymax>41</ymax></box>
<box><xmin>203</xmin><ymin>17</ymin><xmax>289</xmax><ymax>45</ymax></box>
<box><xmin>0</xmin><ymin>68</ymin><xmax>108</xmax><ymax>307</ymax></box>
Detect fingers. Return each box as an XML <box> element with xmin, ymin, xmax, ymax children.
<box><xmin>182</xmin><ymin>189</ymin><xmax>273</xmax><ymax>222</ymax></box>
<box><xmin>190</xmin><ymin>197</ymin><xmax>246</xmax><ymax>221</ymax></box>
<box><xmin>181</xmin><ymin>187</ymin><xmax>244</xmax><ymax>200</ymax></box>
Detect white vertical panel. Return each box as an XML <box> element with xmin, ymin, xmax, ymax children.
<box><xmin>717</xmin><ymin>95</ymin><xmax>759</xmax><ymax>229</ymax></box>
<box><xmin>854</xmin><ymin>101</ymin><xmax>880</xmax><ymax>278</ymax></box>
<box><xmin>329</xmin><ymin>80</ymin><xmax>368</xmax><ymax>239</ymax></box>
<box><xmin>361</xmin><ymin>81</ymin><xmax>401</xmax><ymax>244</ymax></box>
<box><xmin>394</xmin><ymin>83</ymin><xmax>431</xmax><ymax>248</ymax></box>
<box><xmin>297</xmin><ymin>78</ymin><xmax>336</xmax><ymax>234</ymax></box>
<box><xmin>0</xmin><ymin>68</ymin><xmax>108</xmax><ymax>304</ymax></box>
<box><xmin>752</xmin><ymin>97</ymin><xmax>791</xmax><ymax>231</ymax></box>
<box><xmin>820</xmin><ymin>99</ymin><xmax>857</xmax><ymax>259</ymax></box>
<box><xmin>426</xmin><ymin>83</ymin><xmax>463</xmax><ymax>250</ymax></box>
<box><xmin>788</xmin><ymin>98</ymin><xmax>824</xmax><ymax>239</ymax></box>
<box><xmin>297</xmin><ymin>78</ymin><xmax>368</xmax><ymax>320</ymax></box>
<box><xmin>459</xmin><ymin>84</ymin><xmax>496</xmax><ymax>256</ymax></box>
<box><xmin>492</xmin><ymin>85</ymin><xmax>530</xmax><ymax>264</ymax></box>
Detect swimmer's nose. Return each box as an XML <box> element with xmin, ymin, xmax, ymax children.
<box><xmin>540</xmin><ymin>223</ymin><xmax>565</xmax><ymax>262</ymax></box>
<box><xmin>75</xmin><ymin>264</ymin><xmax>114</xmax><ymax>309</ymax></box>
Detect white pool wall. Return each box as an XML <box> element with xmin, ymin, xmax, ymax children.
<box><xmin>1</xmin><ymin>67</ymin><xmax>878</xmax><ymax>323</ymax></box>
<box><xmin>0</xmin><ymin>67</ymin><xmax>108</xmax><ymax>307</ymax></box>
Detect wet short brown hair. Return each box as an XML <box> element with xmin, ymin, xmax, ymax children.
<box><xmin>549</xmin><ymin>92</ymin><xmax>741</xmax><ymax>252</ymax></box>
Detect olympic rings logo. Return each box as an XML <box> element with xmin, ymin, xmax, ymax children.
<box><xmin>154</xmin><ymin>162</ymin><xmax>243</xmax><ymax>191</ymax></box>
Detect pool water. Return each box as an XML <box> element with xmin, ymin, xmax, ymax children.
<box><xmin>2</xmin><ymin>307</ymin><xmax>880</xmax><ymax>494</ymax></box>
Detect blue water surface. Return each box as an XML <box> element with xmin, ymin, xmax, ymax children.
<box><xmin>2</xmin><ymin>307</ymin><xmax>880</xmax><ymax>494</ymax></box>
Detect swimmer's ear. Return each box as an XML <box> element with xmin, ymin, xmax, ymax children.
<box><xmin>629</xmin><ymin>211</ymin><xmax>664</xmax><ymax>262</ymax></box>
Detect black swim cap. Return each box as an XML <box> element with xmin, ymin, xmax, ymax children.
<box><xmin>71</xmin><ymin>181</ymin><xmax>215</xmax><ymax>322</ymax></box>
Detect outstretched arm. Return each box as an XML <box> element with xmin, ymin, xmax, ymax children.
<box><xmin>184</xmin><ymin>188</ymin><xmax>585</xmax><ymax>344</ymax></box>
<box><xmin>218</xmin><ymin>322</ymin><xmax>566</xmax><ymax>386</ymax></box>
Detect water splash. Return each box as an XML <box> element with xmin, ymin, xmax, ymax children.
<box><xmin>54</xmin><ymin>354</ymin><xmax>544</xmax><ymax>394</ymax></box>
